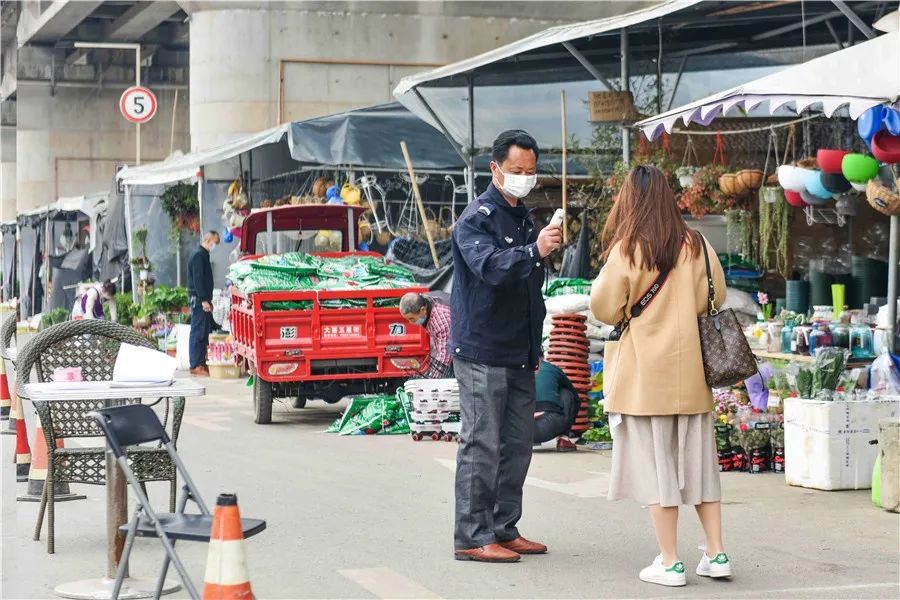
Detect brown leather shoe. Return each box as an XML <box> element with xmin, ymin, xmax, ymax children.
<box><xmin>190</xmin><ymin>366</ymin><xmax>209</xmax><ymax>377</ymax></box>
<box><xmin>454</xmin><ymin>544</ymin><xmax>520</xmax><ymax>563</ymax></box>
<box><xmin>498</xmin><ymin>536</ymin><xmax>548</xmax><ymax>555</ymax></box>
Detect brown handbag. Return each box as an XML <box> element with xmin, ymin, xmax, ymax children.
<box><xmin>698</xmin><ymin>238</ymin><xmax>759</xmax><ymax>387</ymax></box>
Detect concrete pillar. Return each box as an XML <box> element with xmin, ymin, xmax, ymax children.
<box><xmin>880</xmin><ymin>420</ymin><xmax>900</xmax><ymax>513</ymax></box>
<box><xmin>1</xmin><ymin>124</ymin><xmax>15</xmax><ymax>223</ymax></box>
<box><xmin>189</xmin><ymin>9</ymin><xmax>272</xmax><ymax>151</ymax></box>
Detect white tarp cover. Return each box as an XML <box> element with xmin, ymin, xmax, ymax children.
<box><xmin>117</xmin><ymin>124</ymin><xmax>292</xmax><ymax>186</ymax></box>
<box><xmin>638</xmin><ymin>30</ymin><xmax>900</xmax><ymax>140</ymax></box>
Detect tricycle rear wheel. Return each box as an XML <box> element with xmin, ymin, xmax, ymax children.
<box><xmin>253</xmin><ymin>374</ymin><xmax>273</xmax><ymax>424</ymax></box>
<box><xmin>292</xmin><ymin>396</ymin><xmax>308</xmax><ymax>409</ymax></box>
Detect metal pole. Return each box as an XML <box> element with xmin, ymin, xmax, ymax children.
<box><xmin>561</xmin><ymin>42</ymin><xmax>616</xmax><ymax>90</ymax></box>
<box><xmin>560</xmin><ymin>90</ymin><xmax>568</xmax><ymax>245</ymax></box>
<box><xmin>467</xmin><ymin>75</ymin><xmax>475</xmax><ymax>204</ymax></box>
<box><xmin>656</xmin><ymin>20</ymin><xmax>663</xmax><ymax>115</ymax></box>
<box><xmin>620</xmin><ymin>28</ymin><xmax>631</xmax><ymax>166</ymax></box>
<box><xmin>136</xmin><ymin>45</ymin><xmax>141</xmax><ymax>166</ymax></box>
<box><xmin>888</xmin><ymin>215</ymin><xmax>899</xmax><ymax>352</ymax></box>
<box><xmin>124</xmin><ymin>187</ymin><xmax>138</xmax><ymax>304</ymax></box>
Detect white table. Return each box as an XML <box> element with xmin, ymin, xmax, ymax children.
<box><xmin>24</xmin><ymin>379</ymin><xmax>205</xmax><ymax>600</ymax></box>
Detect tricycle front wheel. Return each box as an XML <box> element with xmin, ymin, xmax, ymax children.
<box><xmin>253</xmin><ymin>374</ymin><xmax>273</xmax><ymax>424</ymax></box>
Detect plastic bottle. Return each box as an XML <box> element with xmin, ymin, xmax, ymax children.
<box><xmin>781</xmin><ymin>319</ymin><xmax>795</xmax><ymax>353</ymax></box>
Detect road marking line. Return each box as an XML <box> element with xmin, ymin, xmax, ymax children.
<box><xmin>339</xmin><ymin>567</ymin><xmax>441</xmax><ymax>599</ymax></box>
<box><xmin>435</xmin><ymin>458</ymin><xmax>608</xmax><ymax>498</ymax></box>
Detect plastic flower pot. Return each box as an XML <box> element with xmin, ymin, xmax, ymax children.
<box><xmin>820</xmin><ymin>172</ymin><xmax>852</xmax><ymax>194</ymax></box>
<box><xmin>801</xmin><ymin>189</ymin><xmax>831</xmax><ymax>206</ymax></box>
<box><xmin>817</xmin><ymin>149</ymin><xmax>850</xmax><ymax>174</ymax></box>
<box><xmin>842</xmin><ymin>153</ymin><xmax>880</xmax><ymax>183</ymax></box>
<box><xmin>804</xmin><ymin>170</ymin><xmax>833</xmax><ymax>199</ymax></box>
<box><xmin>778</xmin><ymin>165</ymin><xmax>811</xmax><ymax>192</ymax></box>
<box><xmin>784</xmin><ymin>189</ymin><xmax>807</xmax><ymax>207</ymax></box>
<box><xmin>871</xmin><ymin>130</ymin><xmax>900</xmax><ymax>164</ymax></box>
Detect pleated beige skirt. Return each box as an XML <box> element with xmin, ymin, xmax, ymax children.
<box><xmin>608</xmin><ymin>412</ymin><xmax>721</xmax><ymax>507</ymax></box>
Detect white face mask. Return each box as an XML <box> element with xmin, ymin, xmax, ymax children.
<box><xmin>497</xmin><ymin>167</ymin><xmax>537</xmax><ymax>199</ymax></box>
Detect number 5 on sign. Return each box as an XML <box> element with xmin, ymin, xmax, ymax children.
<box><xmin>119</xmin><ymin>86</ymin><xmax>157</xmax><ymax>124</ymax></box>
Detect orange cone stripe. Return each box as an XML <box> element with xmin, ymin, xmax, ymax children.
<box><xmin>0</xmin><ymin>372</ymin><xmax>10</xmax><ymax>408</ymax></box>
<box><xmin>202</xmin><ymin>582</ymin><xmax>253</xmax><ymax>600</ymax></box>
<box><xmin>210</xmin><ymin>505</ymin><xmax>244</xmax><ymax>541</ymax></box>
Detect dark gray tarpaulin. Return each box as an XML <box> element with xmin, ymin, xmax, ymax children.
<box><xmin>129</xmin><ymin>185</ymin><xmax>199</xmax><ymax>289</ymax></box>
<box><xmin>16</xmin><ymin>218</ymin><xmax>42</xmax><ymax>317</ymax></box>
<box><xmin>287</xmin><ymin>102</ymin><xmax>465</xmax><ymax>171</ymax></box>
<box><xmin>1</xmin><ymin>223</ymin><xmax>15</xmax><ymax>302</ymax></box>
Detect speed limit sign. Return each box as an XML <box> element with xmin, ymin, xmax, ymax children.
<box><xmin>119</xmin><ymin>86</ymin><xmax>157</xmax><ymax>124</ymax></box>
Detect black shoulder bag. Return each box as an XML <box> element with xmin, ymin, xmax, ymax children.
<box><xmin>608</xmin><ymin>269</ymin><xmax>670</xmax><ymax>341</ymax></box>
<box><xmin>697</xmin><ymin>238</ymin><xmax>758</xmax><ymax>387</ymax></box>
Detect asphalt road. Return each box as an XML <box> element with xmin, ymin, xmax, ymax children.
<box><xmin>2</xmin><ymin>375</ymin><xmax>898</xmax><ymax>599</ymax></box>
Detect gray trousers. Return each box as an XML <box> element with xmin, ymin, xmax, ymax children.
<box><xmin>453</xmin><ymin>358</ymin><xmax>536</xmax><ymax>550</ymax></box>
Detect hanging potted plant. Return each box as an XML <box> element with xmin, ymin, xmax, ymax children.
<box><xmin>160</xmin><ymin>182</ymin><xmax>200</xmax><ymax>243</ymax></box>
<box><xmin>677</xmin><ymin>164</ymin><xmax>729</xmax><ymax>219</ymax></box>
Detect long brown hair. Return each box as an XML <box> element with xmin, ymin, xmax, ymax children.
<box><xmin>601</xmin><ymin>165</ymin><xmax>701</xmax><ymax>271</ymax></box>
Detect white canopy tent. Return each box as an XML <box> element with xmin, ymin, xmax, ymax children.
<box><xmin>637</xmin><ymin>30</ymin><xmax>900</xmax><ymax>347</ymax></box>
<box><xmin>637</xmin><ymin>30</ymin><xmax>900</xmax><ymax>140</ymax></box>
<box><xmin>117</xmin><ymin>125</ymin><xmax>292</xmax><ymax>187</ymax></box>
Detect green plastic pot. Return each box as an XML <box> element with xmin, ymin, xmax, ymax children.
<box><xmin>841</xmin><ymin>153</ymin><xmax>879</xmax><ymax>183</ymax></box>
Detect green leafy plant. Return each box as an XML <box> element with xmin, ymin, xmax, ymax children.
<box><xmin>160</xmin><ymin>183</ymin><xmax>200</xmax><ymax>242</ymax></box>
<box><xmin>134</xmin><ymin>228</ymin><xmax>149</xmax><ymax>258</ymax></box>
<box><xmin>143</xmin><ymin>285</ymin><xmax>189</xmax><ymax>314</ymax></box>
<box><xmin>108</xmin><ymin>292</ymin><xmax>135</xmax><ymax>326</ymax></box>
<box><xmin>40</xmin><ymin>308</ymin><xmax>70</xmax><ymax>330</ymax></box>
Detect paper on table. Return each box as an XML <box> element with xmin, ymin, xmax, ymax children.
<box><xmin>113</xmin><ymin>343</ymin><xmax>177</xmax><ymax>383</ymax></box>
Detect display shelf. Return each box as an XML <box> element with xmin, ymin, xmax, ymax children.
<box><xmin>804</xmin><ymin>206</ymin><xmax>846</xmax><ymax>227</ymax></box>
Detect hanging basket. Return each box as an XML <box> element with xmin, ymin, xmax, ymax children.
<box><xmin>866</xmin><ymin>178</ymin><xmax>900</xmax><ymax>216</ymax></box>
<box><xmin>760</xmin><ymin>186</ymin><xmax>784</xmax><ymax>204</ymax></box>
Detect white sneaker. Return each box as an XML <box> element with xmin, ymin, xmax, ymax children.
<box><xmin>696</xmin><ymin>552</ymin><xmax>733</xmax><ymax>578</ymax></box>
<box><xmin>639</xmin><ymin>555</ymin><xmax>686</xmax><ymax>587</ymax></box>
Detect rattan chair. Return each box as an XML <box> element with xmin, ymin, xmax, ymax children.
<box><xmin>16</xmin><ymin>319</ymin><xmax>186</xmax><ymax>554</ymax></box>
<box><xmin>0</xmin><ymin>312</ymin><xmax>16</xmax><ymax>364</ymax></box>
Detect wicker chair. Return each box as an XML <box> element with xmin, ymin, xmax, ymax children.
<box><xmin>16</xmin><ymin>319</ymin><xmax>185</xmax><ymax>554</ymax></box>
<box><xmin>0</xmin><ymin>312</ymin><xmax>15</xmax><ymax>363</ymax></box>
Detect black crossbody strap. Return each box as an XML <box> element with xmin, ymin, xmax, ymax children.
<box><xmin>630</xmin><ymin>269</ymin><xmax>671</xmax><ymax>319</ymax></box>
<box><xmin>611</xmin><ymin>268</ymin><xmax>670</xmax><ymax>339</ymax></box>
<box><xmin>699</xmin><ymin>235</ymin><xmax>717</xmax><ymax>315</ymax></box>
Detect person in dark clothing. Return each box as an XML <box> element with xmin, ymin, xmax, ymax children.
<box><xmin>450</xmin><ymin>130</ymin><xmax>562</xmax><ymax>564</ymax></box>
<box><xmin>187</xmin><ymin>231</ymin><xmax>219</xmax><ymax>376</ymax></box>
<box><xmin>533</xmin><ymin>360</ymin><xmax>579</xmax><ymax>452</ymax></box>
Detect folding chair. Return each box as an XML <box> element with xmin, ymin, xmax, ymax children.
<box><xmin>90</xmin><ymin>404</ymin><xmax>266</xmax><ymax>600</ymax></box>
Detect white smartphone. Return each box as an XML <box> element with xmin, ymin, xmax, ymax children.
<box><xmin>550</xmin><ymin>208</ymin><xmax>565</xmax><ymax>228</ymax></box>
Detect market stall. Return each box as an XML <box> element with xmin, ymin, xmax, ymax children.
<box><xmin>635</xmin><ymin>28</ymin><xmax>900</xmax><ymax>492</ymax></box>
<box><xmin>1</xmin><ymin>221</ymin><xmax>15</xmax><ymax>303</ymax></box>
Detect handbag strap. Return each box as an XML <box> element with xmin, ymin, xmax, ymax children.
<box><xmin>699</xmin><ymin>235</ymin><xmax>718</xmax><ymax>315</ymax></box>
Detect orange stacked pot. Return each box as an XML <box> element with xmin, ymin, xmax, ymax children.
<box><xmin>546</xmin><ymin>313</ymin><xmax>591</xmax><ymax>433</ymax></box>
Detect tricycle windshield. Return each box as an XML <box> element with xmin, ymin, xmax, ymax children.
<box><xmin>253</xmin><ymin>229</ymin><xmax>344</xmax><ymax>254</ymax></box>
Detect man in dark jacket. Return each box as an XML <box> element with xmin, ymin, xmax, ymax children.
<box><xmin>187</xmin><ymin>231</ymin><xmax>219</xmax><ymax>376</ymax></box>
<box><xmin>450</xmin><ymin>130</ymin><xmax>562</xmax><ymax>563</ymax></box>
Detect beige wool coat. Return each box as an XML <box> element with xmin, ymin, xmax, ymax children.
<box><xmin>591</xmin><ymin>237</ymin><xmax>727</xmax><ymax>416</ymax></box>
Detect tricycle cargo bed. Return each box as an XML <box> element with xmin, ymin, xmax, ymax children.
<box><xmin>230</xmin><ymin>285</ymin><xmax>429</xmax><ymax>383</ymax></box>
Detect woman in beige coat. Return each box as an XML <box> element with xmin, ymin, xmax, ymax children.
<box><xmin>591</xmin><ymin>165</ymin><xmax>730</xmax><ymax>588</ymax></box>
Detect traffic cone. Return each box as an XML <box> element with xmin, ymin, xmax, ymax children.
<box><xmin>13</xmin><ymin>393</ymin><xmax>30</xmax><ymax>481</ymax></box>
<box><xmin>0</xmin><ymin>358</ymin><xmax>10</xmax><ymax>420</ymax></box>
<box><xmin>17</xmin><ymin>423</ymin><xmax>85</xmax><ymax>502</ymax></box>
<box><xmin>1</xmin><ymin>374</ymin><xmax>15</xmax><ymax>436</ymax></box>
<box><xmin>203</xmin><ymin>493</ymin><xmax>254</xmax><ymax>600</ymax></box>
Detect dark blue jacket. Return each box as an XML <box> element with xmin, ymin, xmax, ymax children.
<box><xmin>449</xmin><ymin>184</ymin><xmax>546</xmax><ymax>369</ymax></box>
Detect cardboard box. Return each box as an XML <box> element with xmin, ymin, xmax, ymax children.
<box><xmin>784</xmin><ymin>397</ymin><xmax>900</xmax><ymax>490</ymax></box>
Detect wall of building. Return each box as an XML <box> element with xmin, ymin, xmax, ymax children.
<box><xmin>189</xmin><ymin>3</ymin><xmax>652</xmax><ymax>153</ymax></box>
<box><xmin>15</xmin><ymin>82</ymin><xmax>190</xmax><ymax>212</ymax></box>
